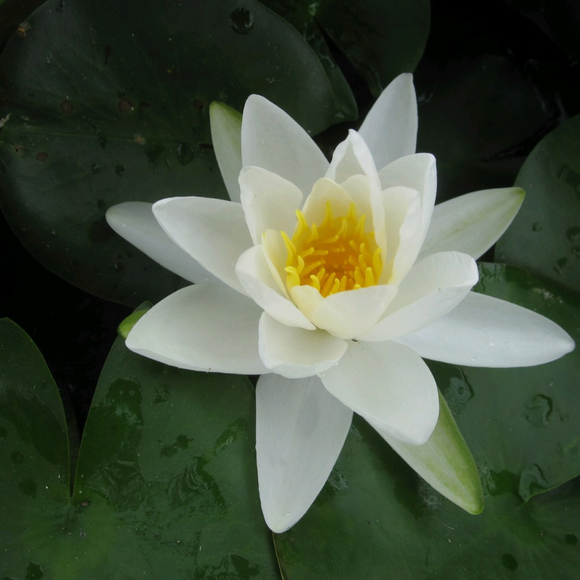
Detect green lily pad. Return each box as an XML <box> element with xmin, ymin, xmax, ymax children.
<box><xmin>0</xmin><ymin>318</ymin><xmax>279</xmax><ymax>578</ymax></box>
<box><xmin>0</xmin><ymin>0</ymin><xmax>337</xmax><ymax>306</ymax></box>
<box><xmin>416</xmin><ymin>55</ymin><xmax>553</xmax><ymax>203</ymax></box>
<box><xmin>496</xmin><ymin>114</ymin><xmax>580</xmax><ymax>294</ymax></box>
<box><xmin>274</xmin><ymin>263</ymin><xmax>580</xmax><ymax>578</ymax></box>
<box><xmin>263</xmin><ymin>0</ymin><xmax>430</xmax><ymax>98</ymax></box>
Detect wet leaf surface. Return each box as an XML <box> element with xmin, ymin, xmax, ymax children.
<box><xmin>496</xmin><ymin>114</ymin><xmax>580</xmax><ymax>294</ymax></box>
<box><xmin>0</xmin><ymin>318</ymin><xmax>279</xmax><ymax>578</ymax></box>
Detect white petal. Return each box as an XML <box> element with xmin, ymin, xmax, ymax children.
<box><xmin>359</xmin><ymin>73</ymin><xmax>418</xmax><ymax>169</ymax></box>
<box><xmin>378</xmin><ymin>153</ymin><xmax>437</xmax><ymax>257</ymax></box>
<box><xmin>419</xmin><ymin>187</ymin><xmax>526</xmax><ymax>260</ymax></box>
<box><xmin>210</xmin><ymin>102</ymin><xmax>242</xmax><ymax>203</ymax></box>
<box><xmin>256</xmin><ymin>374</ymin><xmax>352</xmax><ymax>533</ymax></box>
<box><xmin>300</xmin><ymin>178</ymin><xmax>353</xmax><ymax>226</ymax></box>
<box><xmin>239</xmin><ymin>166</ymin><xmax>303</xmax><ymax>244</ymax></box>
<box><xmin>105</xmin><ymin>202</ymin><xmax>218</xmax><ymax>284</ymax></box>
<box><xmin>322</xmin><ymin>340</ymin><xmax>439</xmax><ymax>445</ymax></box>
<box><xmin>293</xmin><ymin>284</ymin><xmax>398</xmax><ymax>339</ymax></box>
<box><xmin>242</xmin><ymin>95</ymin><xmax>328</xmax><ymax>196</ymax></box>
<box><xmin>259</xmin><ymin>313</ymin><xmax>347</xmax><ymax>378</ymax></box>
<box><xmin>153</xmin><ymin>197</ymin><xmax>252</xmax><ymax>294</ymax></box>
<box><xmin>372</xmin><ymin>390</ymin><xmax>483</xmax><ymax>514</ymax></box>
<box><xmin>126</xmin><ymin>283</ymin><xmax>268</xmax><ymax>374</ymax></box>
<box><xmin>397</xmin><ymin>291</ymin><xmax>575</xmax><ymax>367</ymax></box>
<box><xmin>380</xmin><ymin>186</ymin><xmax>422</xmax><ymax>283</ymax></box>
<box><xmin>325</xmin><ymin>130</ymin><xmax>380</xmax><ymax>188</ymax></box>
<box><xmin>236</xmin><ymin>246</ymin><xmax>315</xmax><ymax>330</ymax></box>
<box><xmin>359</xmin><ymin>252</ymin><xmax>478</xmax><ymax>342</ymax></box>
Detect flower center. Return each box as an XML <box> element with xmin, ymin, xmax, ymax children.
<box><xmin>281</xmin><ymin>201</ymin><xmax>382</xmax><ymax>297</ymax></box>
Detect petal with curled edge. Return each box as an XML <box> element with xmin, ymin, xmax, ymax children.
<box><xmin>396</xmin><ymin>291</ymin><xmax>575</xmax><ymax>367</ymax></box>
<box><xmin>153</xmin><ymin>196</ymin><xmax>252</xmax><ymax>295</ymax></box>
<box><xmin>242</xmin><ymin>95</ymin><xmax>328</xmax><ymax>197</ymax></box>
<box><xmin>256</xmin><ymin>373</ymin><xmax>352</xmax><ymax>533</ymax></box>
<box><xmin>321</xmin><ymin>340</ymin><xmax>439</xmax><ymax>445</ymax></box>
<box><xmin>106</xmin><ymin>201</ymin><xmax>218</xmax><ymax>284</ymax></box>
<box><xmin>258</xmin><ymin>312</ymin><xmax>347</xmax><ymax>378</ymax></box>
<box><xmin>359</xmin><ymin>73</ymin><xmax>418</xmax><ymax>170</ymax></box>
<box><xmin>126</xmin><ymin>283</ymin><xmax>268</xmax><ymax>375</ymax></box>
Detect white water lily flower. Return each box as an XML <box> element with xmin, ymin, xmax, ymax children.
<box><xmin>107</xmin><ymin>74</ymin><xmax>575</xmax><ymax>533</ymax></box>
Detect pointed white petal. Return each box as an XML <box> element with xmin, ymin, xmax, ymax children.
<box><xmin>242</xmin><ymin>95</ymin><xmax>328</xmax><ymax>196</ymax></box>
<box><xmin>420</xmin><ymin>187</ymin><xmax>526</xmax><ymax>260</ymax></box>
<box><xmin>397</xmin><ymin>291</ymin><xmax>575</xmax><ymax>367</ymax></box>
<box><xmin>153</xmin><ymin>196</ymin><xmax>252</xmax><ymax>294</ymax></box>
<box><xmin>293</xmin><ymin>284</ymin><xmax>398</xmax><ymax>339</ymax></box>
<box><xmin>325</xmin><ymin>130</ymin><xmax>380</xmax><ymax>188</ymax></box>
<box><xmin>379</xmin><ymin>153</ymin><xmax>437</xmax><ymax>256</ymax></box>
<box><xmin>360</xmin><ymin>252</ymin><xmax>478</xmax><ymax>342</ymax></box>
<box><xmin>210</xmin><ymin>101</ymin><xmax>242</xmax><ymax>202</ymax></box>
<box><xmin>126</xmin><ymin>283</ymin><xmax>268</xmax><ymax>374</ymax></box>
<box><xmin>106</xmin><ymin>202</ymin><xmax>218</xmax><ymax>284</ymax></box>
<box><xmin>359</xmin><ymin>73</ymin><xmax>418</xmax><ymax>169</ymax></box>
<box><xmin>239</xmin><ymin>166</ymin><xmax>303</xmax><ymax>244</ymax></box>
<box><xmin>321</xmin><ymin>341</ymin><xmax>439</xmax><ymax>445</ymax></box>
<box><xmin>256</xmin><ymin>374</ymin><xmax>352</xmax><ymax>533</ymax></box>
<box><xmin>372</xmin><ymin>390</ymin><xmax>483</xmax><ymax>514</ymax></box>
<box><xmin>259</xmin><ymin>313</ymin><xmax>347</xmax><ymax>378</ymax></box>
<box><xmin>236</xmin><ymin>246</ymin><xmax>315</xmax><ymax>329</ymax></box>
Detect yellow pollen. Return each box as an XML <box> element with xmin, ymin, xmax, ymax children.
<box><xmin>281</xmin><ymin>201</ymin><xmax>383</xmax><ymax>297</ymax></box>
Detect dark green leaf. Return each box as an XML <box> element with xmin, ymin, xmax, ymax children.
<box><xmin>0</xmin><ymin>319</ymin><xmax>279</xmax><ymax>578</ymax></box>
<box><xmin>274</xmin><ymin>263</ymin><xmax>580</xmax><ymax>579</ymax></box>
<box><xmin>0</xmin><ymin>0</ymin><xmax>336</xmax><ymax>306</ymax></box>
<box><xmin>263</xmin><ymin>0</ymin><xmax>430</xmax><ymax>98</ymax></box>
<box><xmin>416</xmin><ymin>55</ymin><xmax>554</xmax><ymax>202</ymax></box>
<box><xmin>496</xmin><ymin>114</ymin><xmax>580</xmax><ymax>294</ymax></box>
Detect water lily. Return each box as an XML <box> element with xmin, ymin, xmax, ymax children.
<box><xmin>107</xmin><ymin>74</ymin><xmax>574</xmax><ymax>533</ymax></box>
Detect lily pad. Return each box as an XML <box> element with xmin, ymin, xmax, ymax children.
<box><xmin>0</xmin><ymin>0</ymin><xmax>337</xmax><ymax>306</ymax></box>
<box><xmin>262</xmin><ymin>0</ymin><xmax>430</xmax><ymax>98</ymax></box>
<box><xmin>496</xmin><ymin>114</ymin><xmax>580</xmax><ymax>294</ymax></box>
<box><xmin>0</xmin><ymin>318</ymin><xmax>279</xmax><ymax>578</ymax></box>
<box><xmin>415</xmin><ymin>55</ymin><xmax>554</xmax><ymax>202</ymax></box>
<box><xmin>274</xmin><ymin>263</ymin><xmax>580</xmax><ymax>578</ymax></box>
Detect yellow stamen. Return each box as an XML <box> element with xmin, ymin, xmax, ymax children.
<box><xmin>281</xmin><ymin>201</ymin><xmax>383</xmax><ymax>297</ymax></box>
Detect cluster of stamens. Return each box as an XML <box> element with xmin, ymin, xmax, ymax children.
<box><xmin>281</xmin><ymin>201</ymin><xmax>382</xmax><ymax>297</ymax></box>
